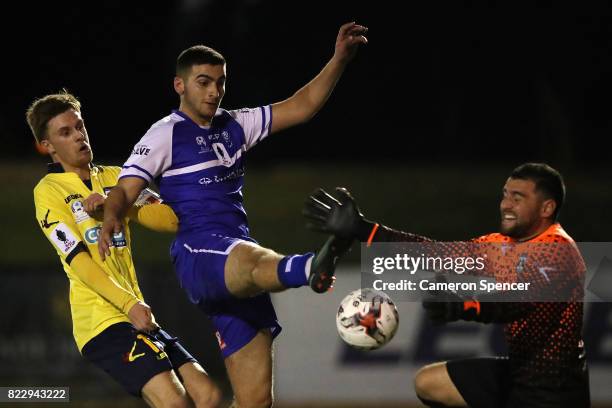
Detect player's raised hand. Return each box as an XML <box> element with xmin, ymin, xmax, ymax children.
<box><xmin>304</xmin><ymin>187</ymin><xmax>368</xmax><ymax>239</ymax></box>
<box><xmin>83</xmin><ymin>193</ymin><xmax>105</xmax><ymax>220</ymax></box>
<box><xmin>127</xmin><ymin>301</ymin><xmax>160</xmax><ymax>333</ymax></box>
<box><xmin>98</xmin><ymin>215</ymin><xmax>123</xmax><ymax>260</ymax></box>
<box><xmin>334</xmin><ymin>22</ymin><xmax>368</xmax><ymax>64</ymax></box>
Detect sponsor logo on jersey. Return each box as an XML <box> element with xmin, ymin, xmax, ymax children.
<box><xmin>84</xmin><ymin>226</ymin><xmax>100</xmax><ymax>244</ymax></box>
<box><xmin>40</xmin><ymin>209</ymin><xmax>59</xmax><ymax>229</ymax></box>
<box><xmin>84</xmin><ymin>226</ymin><xmax>126</xmax><ymax>247</ymax></box>
<box><xmin>112</xmin><ymin>231</ymin><xmax>127</xmax><ymax>248</ymax></box>
<box><xmin>134</xmin><ymin>189</ymin><xmax>161</xmax><ymax>206</ymax></box>
<box><xmin>64</xmin><ymin>193</ymin><xmax>83</xmax><ymax>204</ymax></box>
<box><xmin>199</xmin><ymin>166</ymin><xmax>245</xmax><ymax>185</ymax></box>
<box><xmin>131</xmin><ymin>144</ymin><xmax>151</xmax><ymax>156</ymax></box>
<box><xmin>50</xmin><ymin>223</ymin><xmax>78</xmax><ymax>254</ymax></box>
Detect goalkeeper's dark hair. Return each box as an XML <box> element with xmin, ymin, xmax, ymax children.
<box><xmin>176</xmin><ymin>45</ymin><xmax>225</xmax><ymax>78</ymax></box>
<box><xmin>26</xmin><ymin>90</ymin><xmax>81</xmax><ymax>144</ymax></box>
<box><xmin>510</xmin><ymin>163</ymin><xmax>565</xmax><ymax>221</ymax></box>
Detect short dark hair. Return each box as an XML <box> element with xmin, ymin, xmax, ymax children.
<box><xmin>510</xmin><ymin>162</ymin><xmax>566</xmax><ymax>221</ymax></box>
<box><xmin>26</xmin><ymin>90</ymin><xmax>81</xmax><ymax>143</ymax></box>
<box><xmin>176</xmin><ymin>45</ymin><xmax>225</xmax><ymax>77</ymax></box>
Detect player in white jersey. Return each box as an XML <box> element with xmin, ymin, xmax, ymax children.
<box><xmin>100</xmin><ymin>22</ymin><xmax>367</xmax><ymax>407</ymax></box>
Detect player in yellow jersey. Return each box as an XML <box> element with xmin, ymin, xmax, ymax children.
<box><xmin>28</xmin><ymin>91</ymin><xmax>221</xmax><ymax>407</ymax></box>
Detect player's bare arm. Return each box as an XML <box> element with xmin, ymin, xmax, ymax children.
<box><xmin>84</xmin><ymin>192</ymin><xmax>179</xmax><ymax>233</ymax></box>
<box><xmin>99</xmin><ymin>176</ymin><xmax>147</xmax><ymax>259</ymax></box>
<box><xmin>271</xmin><ymin>22</ymin><xmax>367</xmax><ymax>134</ymax></box>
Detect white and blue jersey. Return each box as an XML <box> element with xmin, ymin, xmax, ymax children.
<box><xmin>119</xmin><ymin>106</ymin><xmax>272</xmax><ymax>239</ymax></box>
<box><xmin>119</xmin><ymin>106</ymin><xmax>280</xmax><ymax>358</ymax></box>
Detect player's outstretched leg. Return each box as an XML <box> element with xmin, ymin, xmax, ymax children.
<box><xmin>224</xmin><ymin>237</ymin><xmax>352</xmax><ymax>297</ymax></box>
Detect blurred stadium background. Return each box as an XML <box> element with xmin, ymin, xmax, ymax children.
<box><xmin>1</xmin><ymin>2</ymin><xmax>611</xmax><ymax>406</ymax></box>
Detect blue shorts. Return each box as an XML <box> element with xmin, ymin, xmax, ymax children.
<box><xmin>170</xmin><ymin>234</ymin><xmax>282</xmax><ymax>358</ymax></box>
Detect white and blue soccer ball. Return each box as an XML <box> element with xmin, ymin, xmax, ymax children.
<box><xmin>336</xmin><ymin>288</ymin><xmax>399</xmax><ymax>350</ymax></box>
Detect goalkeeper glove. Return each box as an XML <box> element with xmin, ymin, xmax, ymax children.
<box><xmin>422</xmin><ymin>290</ymin><xmax>482</xmax><ymax>323</ymax></box>
<box><xmin>422</xmin><ymin>275</ymin><xmax>482</xmax><ymax>323</ymax></box>
<box><xmin>303</xmin><ymin>187</ymin><xmax>374</xmax><ymax>240</ymax></box>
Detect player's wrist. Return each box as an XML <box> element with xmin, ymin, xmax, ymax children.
<box><xmin>330</xmin><ymin>53</ymin><xmax>350</xmax><ymax>68</ymax></box>
<box><xmin>123</xmin><ymin>298</ymin><xmax>141</xmax><ymax>315</ymax></box>
<box><xmin>459</xmin><ymin>299</ymin><xmax>481</xmax><ymax>321</ymax></box>
<box><xmin>357</xmin><ymin>219</ymin><xmax>378</xmax><ymax>242</ymax></box>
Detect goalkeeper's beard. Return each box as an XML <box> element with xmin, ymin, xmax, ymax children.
<box><xmin>500</xmin><ymin>218</ymin><xmax>532</xmax><ymax>239</ymax></box>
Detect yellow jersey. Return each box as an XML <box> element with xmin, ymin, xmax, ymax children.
<box><xmin>34</xmin><ymin>163</ymin><xmax>144</xmax><ymax>351</ymax></box>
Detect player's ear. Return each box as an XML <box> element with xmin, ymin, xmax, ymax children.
<box><xmin>40</xmin><ymin>139</ymin><xmax>55</xmax><ymax>155</ymax></box>
<box><xmin>174</xmin><ymin>76</ymin><xmax>185</xmax><ymax>96</ymax></box>
<box><xmin>540</xmin><ymin>198</ymin><xmax>556</xmax><ymax>219</ymax></box>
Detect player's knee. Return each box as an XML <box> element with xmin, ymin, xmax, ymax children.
<box><xmin>191</xmin><ymin>382</ymin><xmax>222</xmax><ymax>408</ymax></box>
<box><xmin>414</xmin><ymin>366</ymin><xmax>438</xmax><ymax>401</ymax></box>
<box><xmin>250</xmin><ymin>248</ymin><xmax>271</xmax><ymax>271</ymax></box>
<box><xmin>143</xmin><ymin>376</ymin><xmax>190</xmax><ymax>408</ymax></box>
<box><xmin>415</xmin><ymin>365</ymin><xmax>460</xmax><ymax>406</ymax></box>
<box><xmin>250</xmin><ymin>250</ymin><xmax>278</xmax><ymax>282</ymax></box>
<box><xmin>228</xmin><ymin>244</ymin><xmax>270</xmax><ymax>291</ymax></box>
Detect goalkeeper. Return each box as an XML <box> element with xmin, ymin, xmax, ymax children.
<box><xmin>304</xmin><ymin>163</ymin><xmax>589</xmax><ymax>408</ymax></box>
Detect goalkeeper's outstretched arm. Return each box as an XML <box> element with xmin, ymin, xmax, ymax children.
<box><xmin>304</xmin><ymin>187</ymin><xmax>434</xmax><ymax>243</ymax></box>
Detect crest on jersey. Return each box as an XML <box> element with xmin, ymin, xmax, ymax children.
<box><xmin>212</xmin><ymin>143</ymin><xmax>234</xmax><ymax>167</ymax></box>
<box><xmin>516</xmin><ymin>253</ymin><xmax>528</xmax><ymax>274</ymax></box>
<box><xmin>196</xmin><ymin>136</ymin><xmax>211</xmax><ymax>153</ymax></box>
<box><xmin>71</xmin><ymin>200</ymin><xmax>90</xmax><ymax>223</ymax></box>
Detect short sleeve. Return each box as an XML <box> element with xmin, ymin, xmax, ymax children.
<box><xmin>34</xmin><ymin>184</ymin><xmax>86</xmax><ymax>265</ymax></box>
<box><xmin>119</xmin><ymin>124</ymin><xmax>173</xmax><ymax>184</ymax></box>
<box><xmin>228</xmin><ymin>105</ymin><xmax>272</xmax><ymax>150</ymax></box>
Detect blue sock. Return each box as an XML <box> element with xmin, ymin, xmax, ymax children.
<box><xmin>277</xmin><ymin>253</ymin><xmax>314</xmax><ymax>288</ymax></box>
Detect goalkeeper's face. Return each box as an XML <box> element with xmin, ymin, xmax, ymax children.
<box><xmin>43</xmin><ymin>109</ymin><xmax>92</xmax><ymax>169</ymax></box>
<box><xmin>499</xmin><ymin>178</ymin><xmax>552</xmax><ymax>240</ymax></box>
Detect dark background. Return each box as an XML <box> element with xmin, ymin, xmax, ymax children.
<box><xmin>1</xmin><ymin>2</ymin><xmax>611</xmax><ymax>406</ymax></box>
<box><xmin>2</xmin><ymin>2</ymin><xmax>611</xmax><ymax>167</ymax></box>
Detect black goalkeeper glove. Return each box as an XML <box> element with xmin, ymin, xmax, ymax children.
<box><xmin>422</xmin><ymin>275</ymin><xmax>481</xmax><ymax>323</ymax></box>
<box><xmin>422</xmin><ymin>290</ymin><xmax>467</xmax><ymax>323</ymax></box>
<box><xmin>303</xmin><ymin>187</ymin><xmax>374</xmax><ymax>240</ymax></box>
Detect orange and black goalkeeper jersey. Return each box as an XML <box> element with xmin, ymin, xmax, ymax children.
<box><xmin>473</xmin><ymin>224</ymin><xmax>586</xmax><ymax>385</ymax></box>
<box><xmin>366</xmin><ymin>222</ymin><xmax>586</xmax><ymax>384</ymax></box>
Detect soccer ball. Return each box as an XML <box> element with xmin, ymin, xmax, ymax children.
<box><xmin>336</xmin><ymin>288</ymin><xmax>399</xmax><ymax>350</ymax></box>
